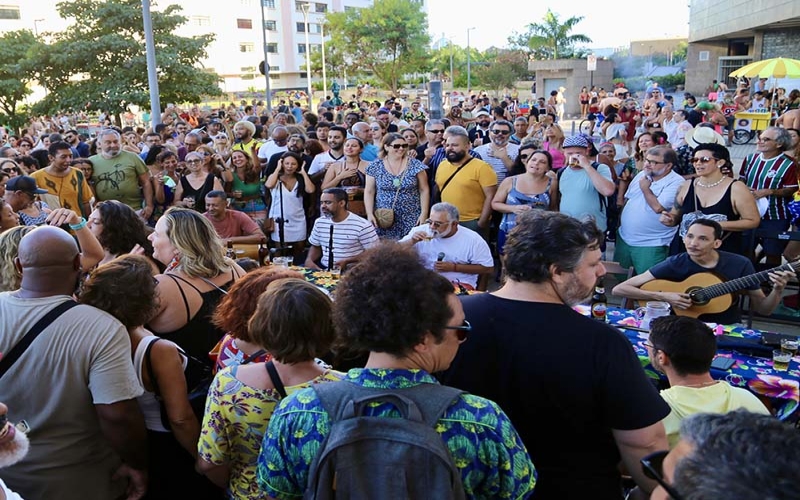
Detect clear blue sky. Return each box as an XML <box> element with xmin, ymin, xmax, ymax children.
<box><xmin>427</xmin><ymin>1</ymin><xmax>689</xmax><ymax>51</ymax></box>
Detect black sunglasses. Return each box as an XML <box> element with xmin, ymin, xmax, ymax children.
<box><xmin>389</xmin><ymin>144</ymin><xmax>409</xmax><ymax>150</ymax></box>
<box><xmin>491</xmin><ymin>130</ymin><xmax>510</xmax><ymax>135</ymax></box>
<box><xmin>520</xmin><ymin>153</ymin><xmax>532</xmax><ymax>161</ymax></box>
<box><xmin>641</xmin><ymin>450</ymin><xmax>684</xmax><ymax>500</ymax></box>
<box><xmin>428</xmin><ymin>129</ymin><xmax>445</xmax><ymax>134</ymax></box>
<box><xmin>446</xmin><ymin>320</ymin><xmax>472</xmax><ymax>342</ymax></box>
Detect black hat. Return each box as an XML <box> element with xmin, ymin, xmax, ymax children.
<box><xmin>6</xmin><ymin>175</ymin><xmax>47</xmax><ymax>195</ymax></box>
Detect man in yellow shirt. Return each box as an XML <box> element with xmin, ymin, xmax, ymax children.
<box><xmin>434</xmin><ymin>126</ymin><xmax>497</xmax><ymax>237</ymax></box>
<box><xmin>31</xmin><ymin>141</ymin><xmax>93</xmax><ymax>218</ymax></box>
<box><xmin>232</xmin><ymin>120</ymin><xmax>263</xmax><ymax>164</ymax></box>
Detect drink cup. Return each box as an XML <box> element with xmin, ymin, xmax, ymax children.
<box><xmin>781</xmin><ymin>338</ymin><xmax>799</xmax><ymax>357</ymax></box>
<box><xmin>273</xmin><ymin>256</ymin><xmax>292</xmax><ymax>268</ymax></box>
<box><xmin>773</xmin><ymin>349</ymin><xmax>791</xmax><ymax>371</ymax></box>
<box><xmin>330</xmin><ymin>266</ymin><xmax>342</xmax><ymax>279</ymax></box>
<box><xmin>233</xmin><ymin>190</ymin><xmax>243</xmax><ymax>199</ymax></box>
<box><xmin>634</xmin><ymin>301</ymin><xmax>671</xmax><ymax>330</ymax></box>
<box><xmin>184</xmin><ymin>197</ymin><xmax>195</xmax><ymax>208</ymax></box>
<box><xmin>568</xmin><ymin>155</ymin><xmax>580</xmax><ymax>167</ymax></box>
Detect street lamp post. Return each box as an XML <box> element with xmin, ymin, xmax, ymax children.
<box><xmin>259</xmin><ymin>0</ymin><xmax>272</xmax><ymax>113</ymax></box>
<box><xmin>449</xmin><ymin>39</ymin><xmax>454</xmax><ymax>89</ymax></box>
<box><xmin>301</xmin><ymin>3</ymin><xmax>313</xmax><ymax>110</ymax></box>
<box><xmin>141</xmin><ymin>0</ymin><xmax>161</xmax><ymax>127</ymax></box>
<box><xmin>321</xmin><ymin>21</ymin><xmax>327</xmax><ymax>100</ymax></box>
<box><xmin>33</xmin><ymin>19</ymin><xmax>44</xmax><ymax>37</ymax></box>
<box><xmin>466</xmin><ymin>27</ymin><xmax>475</xmax><ymax>94</ymax></box>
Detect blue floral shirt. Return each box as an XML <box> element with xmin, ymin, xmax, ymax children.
<box><xmin>257</xmin><ymin>368</ymin><xmax>536</xmax><ymax>499</ymax></box>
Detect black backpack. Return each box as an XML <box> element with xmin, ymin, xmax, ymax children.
<box><xmin>304</xmin><ymin>382</ymin><xmax>467</xmax><ymax>500</ymax></box>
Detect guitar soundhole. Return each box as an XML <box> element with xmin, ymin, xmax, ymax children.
<box><xmin>688</xmin><ymin>287</ymin><xmax>708</xmax><ymax>306</ymax></box>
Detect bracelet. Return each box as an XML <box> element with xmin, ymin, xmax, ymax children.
<box><xmin>453</xmin><ymin>263</ymin><xmax>458</xmax><ymax>272</ymax></box>
<box><xmin>69</xmin><ymin>218</ymin><xmax>88</xmax><ymax>231</ymax></box>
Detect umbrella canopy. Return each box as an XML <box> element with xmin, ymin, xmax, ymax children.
<box><xmin>729</xmin><ymin>57</ymin><xmax>800</xmax><ymax>79</ymax></box>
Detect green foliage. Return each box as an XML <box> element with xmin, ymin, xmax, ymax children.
<box><xmin>34</xmin><ymin>0</ymin><xmax>222</xmax><ymax>119</ymax></box>
<box><xmin>324</xmin><ymin>0</ymin><xmax>430</xmax><ymax>94</ymax></box>
<box><xmin>308</xmin><ymin>35</ymin><xmax>347</xmax><ymax>82</ymax></box>
<box><xmin>0</xmin><ymin>30</ymin><xmax>43</xmax><ymax>133</ymax></box>
<box><xmin>474</xmin><ymin>50</ymin><xmax>528</xmax><ymax>96</ymax></box>
<box><xmin>509</xmin><ymin>9</ymin><xmax>591</xmax><ymax>60</ymax></box>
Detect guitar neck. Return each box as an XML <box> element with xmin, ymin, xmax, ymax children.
<box><xmin>700</xmin><ymin>261</ymin><xmax>798</xmax><ymax>299</ymax></box>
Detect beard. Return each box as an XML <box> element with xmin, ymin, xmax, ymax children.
<box><xmin>446</xmin><ymin>150</ymin><xmax>466</xmax><ymax>163</ymax></box>
<box><xmin>557</xmin><ymin>278</ymin><xmax>594</xmax><ymax>307</ymax></box>
<box><xmin>0</xmin><ymin>424</ymin><xmax>29</xmax><ymax>468</ymax></box>
<box><xmin>99</xmin><ymin>148</ymin><xmax>120</xmax><ymax>159</ymax></box>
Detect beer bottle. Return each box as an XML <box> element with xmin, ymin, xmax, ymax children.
<box><xmin>225</xmin><ymin>241</ymin><xmax>236</xmax><ymax>260</ymax></box>
<box><xmin>258</xmin><ymin>242</ymin><xmax>269</xmax><ymax>267</ymax></box>
<box><xmin>591</xmin><ymin>279</ymin><xmax>608</xmax><ymax>322</ymax></box>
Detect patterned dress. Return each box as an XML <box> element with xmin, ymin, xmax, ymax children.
<box><xmin>256</xmin><ymin>368</ymin><xmax>537</xmax><ymax>499</ymax></box>
<box><xmin>366</xmin><ymin>158</ymin><xmax>427</xmax><ymax>240</ymax></box>
<box><xmin>197</xmin><ymin>366</ymin><xmax>343</xmax><ymax>500</ymax></box>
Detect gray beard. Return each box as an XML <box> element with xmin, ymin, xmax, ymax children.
<box><xmin>99</xmin><ymin>150</ymin><xmax>119</xmax><ymax>160</ymax></box>
<box><xmin>0</xmin><ymin>426</ymin><xmax>29</xmax><ymax>468</ymax></box>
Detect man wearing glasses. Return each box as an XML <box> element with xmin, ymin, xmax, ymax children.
<box><xmin>400</xmin><ymin>202</ymin><xmax>493</xmax><ymax>290</ymax></box>
<box><xmin>614</xmin><ymin>145</ymin><xmax>685</xmax><ymax>275</ymax></box>
<box><xmin>474</xmin><ymin>119</ymin><xmax>519</xmax><ymax>184</ymax></box>
<box><xmin>739</xmin><ymin>127</ymin><xmax>798</xmax><ymax>266</ymax></box>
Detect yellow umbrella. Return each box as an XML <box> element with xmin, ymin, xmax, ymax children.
<box><xmin>729</xmin><ymin>57</ymin><xmax>800</xmax><ymax>79</ymax></box>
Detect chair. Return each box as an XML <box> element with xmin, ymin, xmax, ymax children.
<box><xmin>602</xmin><ymin>260</ymin><xmax>635</xmax><ymax>310</ymax></box>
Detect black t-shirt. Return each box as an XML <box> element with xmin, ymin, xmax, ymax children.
<box><xmin>649</xmin><ymin>251</ymin><xmax>757</xmax><ymax>324</ymax></box>
<box><xmin>440</xmin><ymin>294</ymin><xmax>670</xmax><ymax>500</ymax></box>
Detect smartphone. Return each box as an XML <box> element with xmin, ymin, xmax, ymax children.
<box><xmin>710</xmin><ymin>356</ymin><xmax>736</xmax><ymax>371</ymax></box>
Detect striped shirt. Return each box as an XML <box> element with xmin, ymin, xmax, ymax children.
<box><xmin>308</xmin><ymin>212</ymin><xmax>379</xmax><ymax>266</ymax></box>
<box><xmin>474</xmin><ymin>142</ymin><xmax>519</xmax><ymax>183</ymax></box>
<box><xmin>740</xmin><ymin>153</ymin><xmax>798</xmax><ymax>220</ymax></box>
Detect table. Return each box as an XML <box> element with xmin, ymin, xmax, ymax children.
<box><xmin>292</xmin><ymin>266</ymin><xmax>479</xmax><ymax>297</ymax></box>
<box><xmin>575</xmin><ymin>305</ymin><xmax>800</xmax><ymax>421</ymax></box>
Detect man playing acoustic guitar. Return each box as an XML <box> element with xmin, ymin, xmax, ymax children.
<box><xmin>613</xmin><ymin>219</ymin><xmax>793</xmax><ymax>324</ymax></box>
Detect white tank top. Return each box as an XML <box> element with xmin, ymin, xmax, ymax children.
<box><xmin>133</xmin><ymin>335</ymin><xmax>187</xmax><ymax>433</ymax></box>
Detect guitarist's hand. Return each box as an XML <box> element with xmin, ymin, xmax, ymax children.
<box><xmin>768</xmin><ymin>270</ymin><xmax>793</xmax><ymax>291</ymax></box>
<box><xmin>662</xmin><ymin>292</ymin><xmax>693</xmax><ymax>310</ymax></box>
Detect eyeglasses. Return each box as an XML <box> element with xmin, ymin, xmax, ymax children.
<box><xmin>185</xmin><ymin>159</ymin><xmax>203</xmax><ymax>164</ymax></box>
<box><xmin>445</xmin><ymin>320</ymin><xmax>472</xmax><ymax>342</ymax></box>
<box><xmin>491</xmin><ymin>130</ymin><xmax>510</xmax><ymax>135</ymax></box>
<box><xmin>1</xmin><ymin>168</ymin><xmax>13</xmax><ymax>173</ymax></box>
<box><xmin>429</xmin><ymin>129</ymin><xmax>445</xmax><ymax>134</ymax></box>
<box><xmin>389</xmin><ymin>144</ymin><xmax>409</xmax><ymax>150</ymax></box>
<box><xmin>641</xmin><ymin>450</ymin><xmax>684</xmax><ymax>500</ymax></box>
<box><xmin>644</xmin><ymin>158</ymin><xmax>667</xmax><ymax>165</ymax></box>
<box><xmin>691</xmin><ymin>157</ymin><xmax>717</xmax><ymax>164</ymax></box>
<box><xmin>520</xmin><ymin>154</ymin><xmax>532</xmax><ymax>161</ymax></box>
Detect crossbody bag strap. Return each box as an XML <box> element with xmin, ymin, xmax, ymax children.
<box><xmin>0</xmin><ymin>300</ymin><xmax>78</xmax><ymax>379</ymax></box>
<box><xmin>144</xmin><ymin>337</ymin><xmax>163</xmax><ymax>397</ymax></box>
<box><xmin>440</xmin><ymin>157</ymin><xmax>473</xmax><ymax>196</ymax></box>
<box><xmin>265</xmin><ymin>360</ymin><xmax>287</xmax><ymax>398</ymax></box>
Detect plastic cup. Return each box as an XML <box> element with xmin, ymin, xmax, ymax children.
<box><xmin>773</xmin><ymin>349</ymin><xmax>791</xmax><ymax>371</ymax></box>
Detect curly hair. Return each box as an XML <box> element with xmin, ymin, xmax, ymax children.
<box><xmin>0</xmin><ymin>226</ymin><xmax>34</xmax><ymax>292</ymax></box>
<box><xmin>162</xmin><ymin>206</ymin><xmax>230</xmax><ymax>278</ymax></box>
<box><xmin>95</xmin><ymin>200</ymin><xmax>154</xmax><ymax>257</ymax></box>
<box><xmin>248</xmin><ymin>278</ymin><xmax>334</xmax><ymax>364</ymax></box>
<box><xmin>213</xmin><ymin>267</ymin><xmax>302</xmax><ymax>342</ymax></box>
<box><xmin>332</xmin><ymin>243</ymin><xmax>455</xmax><ymax>358</ymax></box>
<box><xmin>79</xmin><ymin>255</ymin><xmax>159</xmax><ymax>328</ymax></box>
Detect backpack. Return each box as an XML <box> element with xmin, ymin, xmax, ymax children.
<box><xmin>304</xmin><ymin>381</ymin><xmax>467</xmax><ymax>500</ymax></box>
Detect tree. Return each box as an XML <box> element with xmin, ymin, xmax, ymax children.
<box><xmin>511</xmin><ymin>9</ymin><xmax>591</xmax><ymax>60</ymax></box>
<box><xmin>475</xmin><ymin>50</ymin><xmax>528</xmax><ymax>96</ymax></box>
<box><xmin>324</xmin><ymin>0</ymin><xmax>430</xmax><ymax>94</ymax></box>
<box><xmin>34</xmin><ymin>0</ymin><xmax>221</xmax><ymax>121</ymax></box>
<box><xmin>0</xmin><ymin>30</ymin><xmax>43</xmax><ymax>133</ymax></box>
<box><xmin>309</xmin><ymin>38</ymin><xmax>347</xmax><ymax>83</ymax></box>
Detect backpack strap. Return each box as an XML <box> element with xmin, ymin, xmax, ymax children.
<box><xmin>265</xmin><ymin>361</ymin><xmax>287</xmax><ymax>398</ymax></box>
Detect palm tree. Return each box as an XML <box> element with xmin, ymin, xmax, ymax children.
<box><xmin>524</xmin><ymin>9</ymin><xmax>591</xmax><ymax>60</ymax></box>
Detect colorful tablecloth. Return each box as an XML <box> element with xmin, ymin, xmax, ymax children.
<box><xmin>575</xmin><ymin>306</ymin><xmax>800</xmax><ymax>421</ymax></box>
<box><xmin>292</xmin><ymin>266</ymin><xmax>478</xmax><ymax>297</ymax></box>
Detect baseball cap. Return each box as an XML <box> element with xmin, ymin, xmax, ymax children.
<box><xmin>563</xmin><ymin>135</ymin><xmax>590</xmax><ymax>148</ymax></box>
<box><xmin>6</xmin><ymin>176</ymin><xmax>47</xmax><ymax>195</ymax></box>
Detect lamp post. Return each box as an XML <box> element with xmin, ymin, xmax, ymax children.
<box><xmin>301</xmin><ymin>2</ymin><xmax>313</xmax><ymax>110</ymax></box>
<box><xmin>259</xmin><ymin>0</ymin><xmax>272</xmax><ymax>113</ymax></box>
<box><xmin>466</xmin><ymin>27</ymin><xmax>475</xmax><ymax>94</ymax></box>
<box><xmin>33</xmin><ymin>19</ymin><xmax>44</xmax><ymax>37</ymax></box>
<box><xmin>321</xmin><ymin>21</ymin><xmax>327</xmax><ymax>100</ymax></box>
<box><xmin>141</xmin><ymin>0</ymin><xmax>161</xmax><ymax>127</ymax></box>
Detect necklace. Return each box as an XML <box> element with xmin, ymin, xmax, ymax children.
<box><xmin>696</xmin><ymin>177</ymin><xmax>725</xmax><ymax>188</ymax></box>
<box><xmin>682</xmin><ymin>380</ymin><xmax>719</xmax><ymax>388</ymax></box>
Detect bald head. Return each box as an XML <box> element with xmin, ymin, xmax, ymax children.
<box><xmin>18</xmin><ymin>226</ymin><xmax>79</xmax><ymax>270</ymax></box>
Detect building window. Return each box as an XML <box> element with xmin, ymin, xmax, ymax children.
<box><xmin>300</xmin><ymin>72</ymin><xmax>308</xmax><ymax>79</ymax></box>
<box><xmin>190</xmin><ymin>15</ymin><xmax>211</xmax><ymax>27</ymax></box>
<box><xmin>239</xmin><ymin>42</ymin><xmax>255</xmax><ymax>53</ymax></box>
<box><xmin>242</xmin><ymin>74</ymin><xmax>255</xmax><ymax>80</ymax></box>
<box><xmin>262</xmin><ymin>0</ymin><xmax>275</xmax><ymax>6</ymax></box>
<box><xmin>298</xmin><ymin>44</ymin><xmax>321</xmax><ymax>54</ymax></box>
<box><xmin>271</xmin><ymin>74</ymin><xmax>281</xmax><ymax>80</ymax></box>
<box><xmin>237</xmin><ymin>18</ymin><xmax>253</xmax><ymax>29</ymax></box>
<box><xmin>315</xmin><ymin>2</ymin><xmax>327</xmax><ymax>13</ymax></box>
<box><xmin>296</xmin><ymin>22</ymin><xmax>305</xmax><ymax>32</ymax></box>
<box><xmin>264</xmin><ymin>20</ymin><xmax>277</xmax><ymax>31</ymax></box>
<box><xmin>699</xmin><ymin>51</ymin><xmax>710</xmax><ymax>62</ymax></box>
<box><xmin>266</xmin><ymin>43</ymin><xmax>278</xmax><ymax>53</ymax></box>
<box><xmin>241</xmin><ymin>66</ymin><xmax>257</xmax><ymax>73</ymax></box>
<box><xmin>0</xmin><ymin>5</ymin><xmax>20</xmax><ymax>19</ymax></box>
<box><xmin>298</xmin><ymin>43</ymin><xmax>307</xmax><ymax>54</ymax></box>
<box><xmin>270</xmin><ymin>65</ymin><xmax>280</xmax><ymax>71</ymax></box>
<box><xmin>296</xmin><ymin>1</ymin><xmax>309</xmax><ymax>11</ymax></box>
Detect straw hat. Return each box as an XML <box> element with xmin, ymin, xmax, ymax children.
<box><xmin>685</xmin><ymin>126</ymin><xmax>726</xmax><ymax>149</ymax></box>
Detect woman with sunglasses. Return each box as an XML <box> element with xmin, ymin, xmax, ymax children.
<box><xmin>492</xmin><ymin>149</ymin><xmax>558</xmax><ymax>254</ymax></box>
<box><xmin>256</xmin><ymin>244</ymin><xmax>535</xmax><ymax>500</ymax></box>
<box><xmin>364</xmin><ymin>133</ymin><xmax>429</xmax><ymax>240</ymax></box>
<box><xmin>172</xmin><ymin>151</ymin><xmax>224</xmax><ymax>213</ymax></box>
<box><xmin>369</xmin><ymin>120</ymin><xmax>387</xmax><ymax>148</ymax></box>
<box><xmin>0</xmin><ymin>160</ymin><xmax>22</xmax><ymax>178</ymax></box>
<box><xmin>660</xmin><ymin>142</ymin><xmax>760</xmax><ymax>255</ymax></box>
<box><xmin>321</xmin><ymin>138</ymin><xmax>368</xmax><ymax>218</ymax></box>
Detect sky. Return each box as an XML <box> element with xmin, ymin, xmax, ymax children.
<box><xmin>427</xmin><ymin>1</ymin><xmax>690</xmax><ymax>51</ymax></box>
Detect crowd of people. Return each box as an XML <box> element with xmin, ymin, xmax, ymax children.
<box><xmin>0</xmin><ymin>80</ymin><xmax>799</xmax><ymax>500</ymax></box>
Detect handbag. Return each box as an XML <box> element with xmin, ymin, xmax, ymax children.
<box><xmin>431</xmin><ymin>157</ymin><xmax>473</xmax><ymax>205</ymax></box>
<box><xmin>374</xmin><ymin>161</ymin><xmax>411</xmax><ymax>229</ymax></box>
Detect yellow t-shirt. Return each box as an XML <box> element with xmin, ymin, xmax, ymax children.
<box><xmin>197</xmin><ymin>366</ymin><xmax>344</xmax><ymax>499</ymax></box>
<box><xmin>31</xmin><ymin>167</ymin><xmax>94</xmax><ymax>218</ymax></box>
<box><xmin>435</xmin><ymin>158</ymin><xmax>497</xmax><ymax>221</ymax></box>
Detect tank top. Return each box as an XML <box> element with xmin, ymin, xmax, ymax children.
<box><xmin>179</xmin><ymin>174</ymin><xmax>216</xmax><ymax>213</ymax></box>
<box><xmin>150</xmin><ymin>272</ymin><xmax>236</xmax><ymax>368</ymax></box>
<box><xmin>133</xmin><ymin>336</ymin><xmax>188</xmax><ymax>432</ymax></box>
<box><xmin>676</xmin><ymin>179</ymin><xmax>742</xmax><ymax>253</ymax></box>
<box><xmin>499</xmin><ymin>176</ymin><xmax>551</xmax><ymax>232</ymax></box>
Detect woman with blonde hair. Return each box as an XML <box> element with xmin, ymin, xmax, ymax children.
<box><xmin>147</xmin><ymin>207</ymin><xmax>245</xmax><ymax>368</ymax></box>
<box><xmin>542</xmin><ymin>124</ymin><xmax>566</xmax><ymax>170</ymax></box>
<box><xmin>0</xmin><ymin>226</ymin><xmax>34</xmax><ymax>291</ymax></box>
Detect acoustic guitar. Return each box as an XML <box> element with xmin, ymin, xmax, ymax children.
<box><xmin>639</xmin><ymin>261</ymin><xmax>800</xmax><ymax>318</ymax></box>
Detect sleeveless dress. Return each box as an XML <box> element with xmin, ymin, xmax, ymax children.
<box><xmin>498</xmin><ymin>176</ymin><xmax>552</xmax><ymax>254</ymax></box>
<box><xmin>179</xmin><ymin>174</ymin><xmax>216</xmax><ymax>213</ymax></box>
<box><xmin>268</xmin><ymin>178</ymin><xmax>307</xmax><ymax>243</ymax></box>
<box><xmin>337</xmin><ymin>164</ymin><xmax>367</xmax><ymax>218</ymax></box>
<box><xmin>670</xmin><ymin>180</ymin><xmax>742</xmax><ymax>255</ymax></box>
<box><xmin>230</xmin><ymin>171</ymin><xmax>267</xmax><ymax>221</ymax></box>
<box><xmin>366</xmin><ymin>157</ymin><xmax>427</xmax><ymax>240</ymax></box>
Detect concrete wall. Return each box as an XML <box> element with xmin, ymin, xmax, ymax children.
<box><xmin>685</xmin><ymin>41</ymin><xmax>731</xmax><ymax>96</ymax></box>
<box><xmin>529</xmin><ymin>59</ymin><xmax>614</xmax><ymax>118</ymax></box>
<box><xmin>762</xmin><ymin>30</ymin><xmax>800</xmax><ymax>59</ymax></box>
<box><xmin>689</xmin><ymin>0</ymin><xmax>800</xmax><ymax>43</ymax></box>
